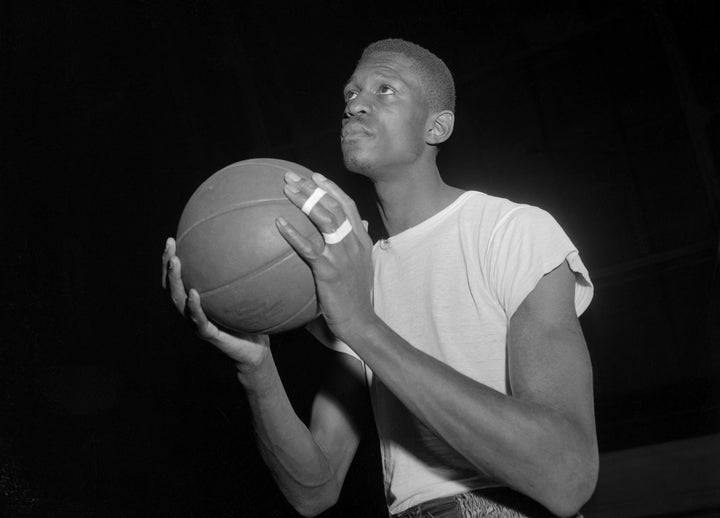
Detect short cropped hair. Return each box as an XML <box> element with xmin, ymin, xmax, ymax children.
<box><xmin>360</xmin><ymin>38</ymin><xmax>456</xmax><ymax>113</ymax></box>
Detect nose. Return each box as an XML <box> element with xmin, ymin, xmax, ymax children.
<box><xmin>344</xmin><ymin>92</ymin><xmax>371</xmax><ymax>119</ymax></box>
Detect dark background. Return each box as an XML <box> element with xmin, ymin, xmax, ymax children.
<box><xmin>2</xmin><ymin>0</ymin><xmax>719</xmax><ymax>516</ymax></box>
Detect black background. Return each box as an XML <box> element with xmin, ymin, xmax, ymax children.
<box><xmin>2</xmin><ymin>1</ymin><xmax>719</xmax><ymax>516</ymax></box>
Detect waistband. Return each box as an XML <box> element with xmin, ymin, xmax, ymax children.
<box><xmin>392</xmin><ymin>486</ymin><xmax>579</xmax><ymax>518</ymax></box>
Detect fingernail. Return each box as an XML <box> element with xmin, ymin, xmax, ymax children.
<box><xmin>276</xmin><ymin>217</ymin><xmax>288</xmax><ymax>226</ymax></box>
<box><xmin>284</xmin><ymin>183</ymin><xmax>300</xmax><ymax>194</ymax></box>
<box><xmin>313</xmin><ymin>172</ymin><xmax>326</xmax><ymax>182</ymax></box>
<box><xmin>285</xmin><ymin>171</ymin><xmax>301</xmax><ymax>182</ymax></box>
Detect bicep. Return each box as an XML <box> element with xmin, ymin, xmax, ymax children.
<box><xmin>507</xmin><ymin>262</ymin><xmax>596</xmax><ymax>437</ymax></box>
<box><xmin>309</xmin><ymin>350</ymin><xmax>368</xmax><ymax>487</ymax></box>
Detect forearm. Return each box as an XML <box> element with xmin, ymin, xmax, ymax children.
<box><xmin>341</xmin><ymin>317</ymin><xmax>596</xmax><ymax>516</ymax></box>
<box><xmin>237</xmin><ymin>356</ymin><xmax>338</xmax><ymax>516</ymax></box>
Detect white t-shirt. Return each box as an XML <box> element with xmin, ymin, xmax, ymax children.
<box><xmin>328</xmin><ymin>191</ymin><xmax>593</xmax><ymax>514</ymax></box>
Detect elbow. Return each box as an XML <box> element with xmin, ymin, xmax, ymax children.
<box><xmin>289</xmin><ymin>484</ymin><xmax>341</xmax><ymax>517</ymax></box>
<box><xmin>543</xmin><ymin>481</ymin><xmax>596</xmax><ymax>517</ymax></box>
<box><xmin>540</xmin><ymin>450</ymin><xmax>599</xmax><ymax>517</ymax></box>
<box><xmin>293</xmin><ymin>496</ymin><xmax>338</xmax><ymax>518</ymax></box>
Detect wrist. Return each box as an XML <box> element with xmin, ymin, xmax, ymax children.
<box><xmin>235</xmin><ymin>353</ymin><xmax>279</xmax><ymax>397</ymax></box>
<box><xmin>331</xmin><ymin>311</ymin><xmax>383</xmax><ymax>347</ymax></box>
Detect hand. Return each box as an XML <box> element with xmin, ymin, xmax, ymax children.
<box><xmin>276</xmin><ymin>172</ymin><xmax>375</xmax><ymax>340</ymax></box>
<box><xmin>161</xmin><ymin>237</ymin><xmax>270</xmax><ymax>368</ymax></box>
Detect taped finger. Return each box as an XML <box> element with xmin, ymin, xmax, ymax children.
<box><xmin>301</xmin><ymin>187</ymin><xmax>327</xmax><ymax>216</ymax></box>
<box><xmin>312</xmin><ymin>173</ymin><xmax>367</xmax><ymax>240</ymax></box>
<box><xmin>322</xmin><ymin>218</ymin><xmax>353</xmax><ymax>245</ymax></box>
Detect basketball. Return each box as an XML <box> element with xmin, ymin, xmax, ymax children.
<box><xmin>175</xmin><ymin>158</ymin><xmax>321</xmax><ymax>335</ymax></box>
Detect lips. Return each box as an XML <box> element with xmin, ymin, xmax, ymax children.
<box><xmin>341</xmin><ymin>121</ymin><xmax>374</xmax><ymax>140</ymax></box>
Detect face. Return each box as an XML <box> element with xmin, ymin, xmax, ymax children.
<box><xmin>341</xmin><ymin>52</ymin><xmax>431</xmax><ymax>176</ymax></box>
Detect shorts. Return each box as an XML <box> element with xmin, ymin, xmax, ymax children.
<box><xmin>391</xmin><ymin>487</ymin><xmax>583</xmax><ymax>518</ymax></box>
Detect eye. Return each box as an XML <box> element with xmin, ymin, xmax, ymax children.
<box><xmin>378</xmin><ymin>85</ymin><xmax>395</xmax><ymax>95</ymax></box>
<box><xmin>344</xmin><ymin>90</ymin><xmax>358</xmax><ymax>102</ymax></box>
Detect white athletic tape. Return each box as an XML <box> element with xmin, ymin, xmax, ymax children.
<box><xmin>301</xmin><ymin>187</ymin><xmax>327</xmax><ymax>216</ymax></box>
<box><xmin>322</xmin><ymin>218</ymin><xmax>353</xmax><ymax>245</ymax></box>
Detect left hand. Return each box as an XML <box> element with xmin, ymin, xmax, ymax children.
<box><xmin>276</xmin><ymin>171</ymin><xmax>375</xmax><ymax>340</ymax></box>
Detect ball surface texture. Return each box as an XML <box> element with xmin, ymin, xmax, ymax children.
<box><xmin>176</xmin><ymin>158</ymin><xmax>320</xmax><ymax>334</ymax></box>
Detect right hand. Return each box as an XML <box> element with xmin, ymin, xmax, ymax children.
<box><xmin>162</xmin><ymin>237</ymin><xmax>270</xmax><ymax>368</ymax></box>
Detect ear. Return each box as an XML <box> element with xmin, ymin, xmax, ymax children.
<box><xmin>425</xmin><ymin>110</ymin><xmax>455</xmax><ymax>145</ymax></box>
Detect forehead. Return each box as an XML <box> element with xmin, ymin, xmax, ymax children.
<box><xmin>346</xmin><ymin>52</ymin><xmax>421</xmax><ymax>88</ymax></box>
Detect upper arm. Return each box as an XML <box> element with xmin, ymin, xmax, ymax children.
<box><xmin>507</xmin><ymin>261</ymin><xmax>597</xmax><ymax>442</ymax></box>
<box><xmin>308</xmin><ymin>350</ymin><xmax>368</xmax><ymax>491</ymax></box>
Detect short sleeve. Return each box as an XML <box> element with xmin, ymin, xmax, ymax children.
<box><xmin>484</xmin><ymin>206</ymin><xmax>593</xmax><ymax>320</ymax></box>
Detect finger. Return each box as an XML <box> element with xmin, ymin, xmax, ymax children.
<box><xmin>312</xmin><ymin>173</ymin><xmax>369</xmax><ymax>243</ymax></box>
<box><xmin>187</xmin><ymin>290</ymin><xmax>270</xmax><ymax>356</ymax></box>
<box><xmin>285</xmin><ymin>171</ymin><xmax>322</xmax><ymax>212</ymax></box>
<box><xmin>167</xmin><ymin>255</ymin><xmax>188</xmax><ymax>314</ymax></box>
<box><xmin>186</xmin><ymin>289</ymin><xmax>221</xmax><ymax>344</ymax></box>
<box><xmin>300</xmin><ymin>185</ymin><xmax>326</xmax><ymax>216</ymax></box>
<box><xmin>161</xmin><ymin>237</ymin><xmax>176</xmax><ymax>289</ymax></box>
<box><xmin>277</xmin><ymin>216</ymin><xmax>346</xmax><ymax>283</ymax></box>
<box><xmin>276</xmin><ymin>216</ymin><xmax>325</xmax><ymax>262</ymax></box>
<box><xmin>283</xmin><ymin>180</ymin><xmax>354</xmax><ymax>245</ymax></box>
<box><xmin>284</xmin><ymin>172</ymin><xmax>344</xmax><ymax>225</ymax></box>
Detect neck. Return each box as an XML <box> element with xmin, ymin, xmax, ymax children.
<box><xmin>372</xmin><ymin>161</ymin><xmax>464</xmax><ymax>238</ymax></box>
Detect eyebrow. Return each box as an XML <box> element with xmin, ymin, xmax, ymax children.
<box><xmin>343</xmin><ymin>71</ymin><xmax>407</xmax><ymax>92</ymax></box>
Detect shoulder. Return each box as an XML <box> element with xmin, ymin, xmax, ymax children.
<box><xmin>457</xmin><ymin>191</ymin><xmax>548</xmax><ymax>228</ymax></box>
<box><xmin>456</xmin><ymin>190</ymin><xmax>523</xmax><ymax>218</ymax></box>
<box><xmin>491</xmin><ymin>205</ymin><xmax>565</xmax><ymax>244</ymax></box>
<box><xmin>456</xmin><ymin>191</ymin><xmax>562</xmax><ymax>247</ymax></box>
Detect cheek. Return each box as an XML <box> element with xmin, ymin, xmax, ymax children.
<box><xmin>393</xmin><ymin>118</ymin><xmax>426</xmax><ymax>153</ymax></box>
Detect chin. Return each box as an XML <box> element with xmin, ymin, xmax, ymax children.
<box><xmin>342</xmin><ymin>149</ymin><xmax>376</xmax><ymax>176</ymax></box>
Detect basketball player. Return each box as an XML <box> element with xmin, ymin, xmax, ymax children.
<box><xmin>163</xmin><ymin>39</ymin><xmax>598</xmax><ymax>517</ymax></box>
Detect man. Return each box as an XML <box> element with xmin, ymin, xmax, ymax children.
<box><xmin>162</xmin><ymin>39</ymin><xmax>598</xmax><ymax>517</ymax></box>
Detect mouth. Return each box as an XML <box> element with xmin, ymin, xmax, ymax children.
<box><xmin>341</xmin><ymin>121</ymin><xmax>374</xmax><ymax>141</ymax></box>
